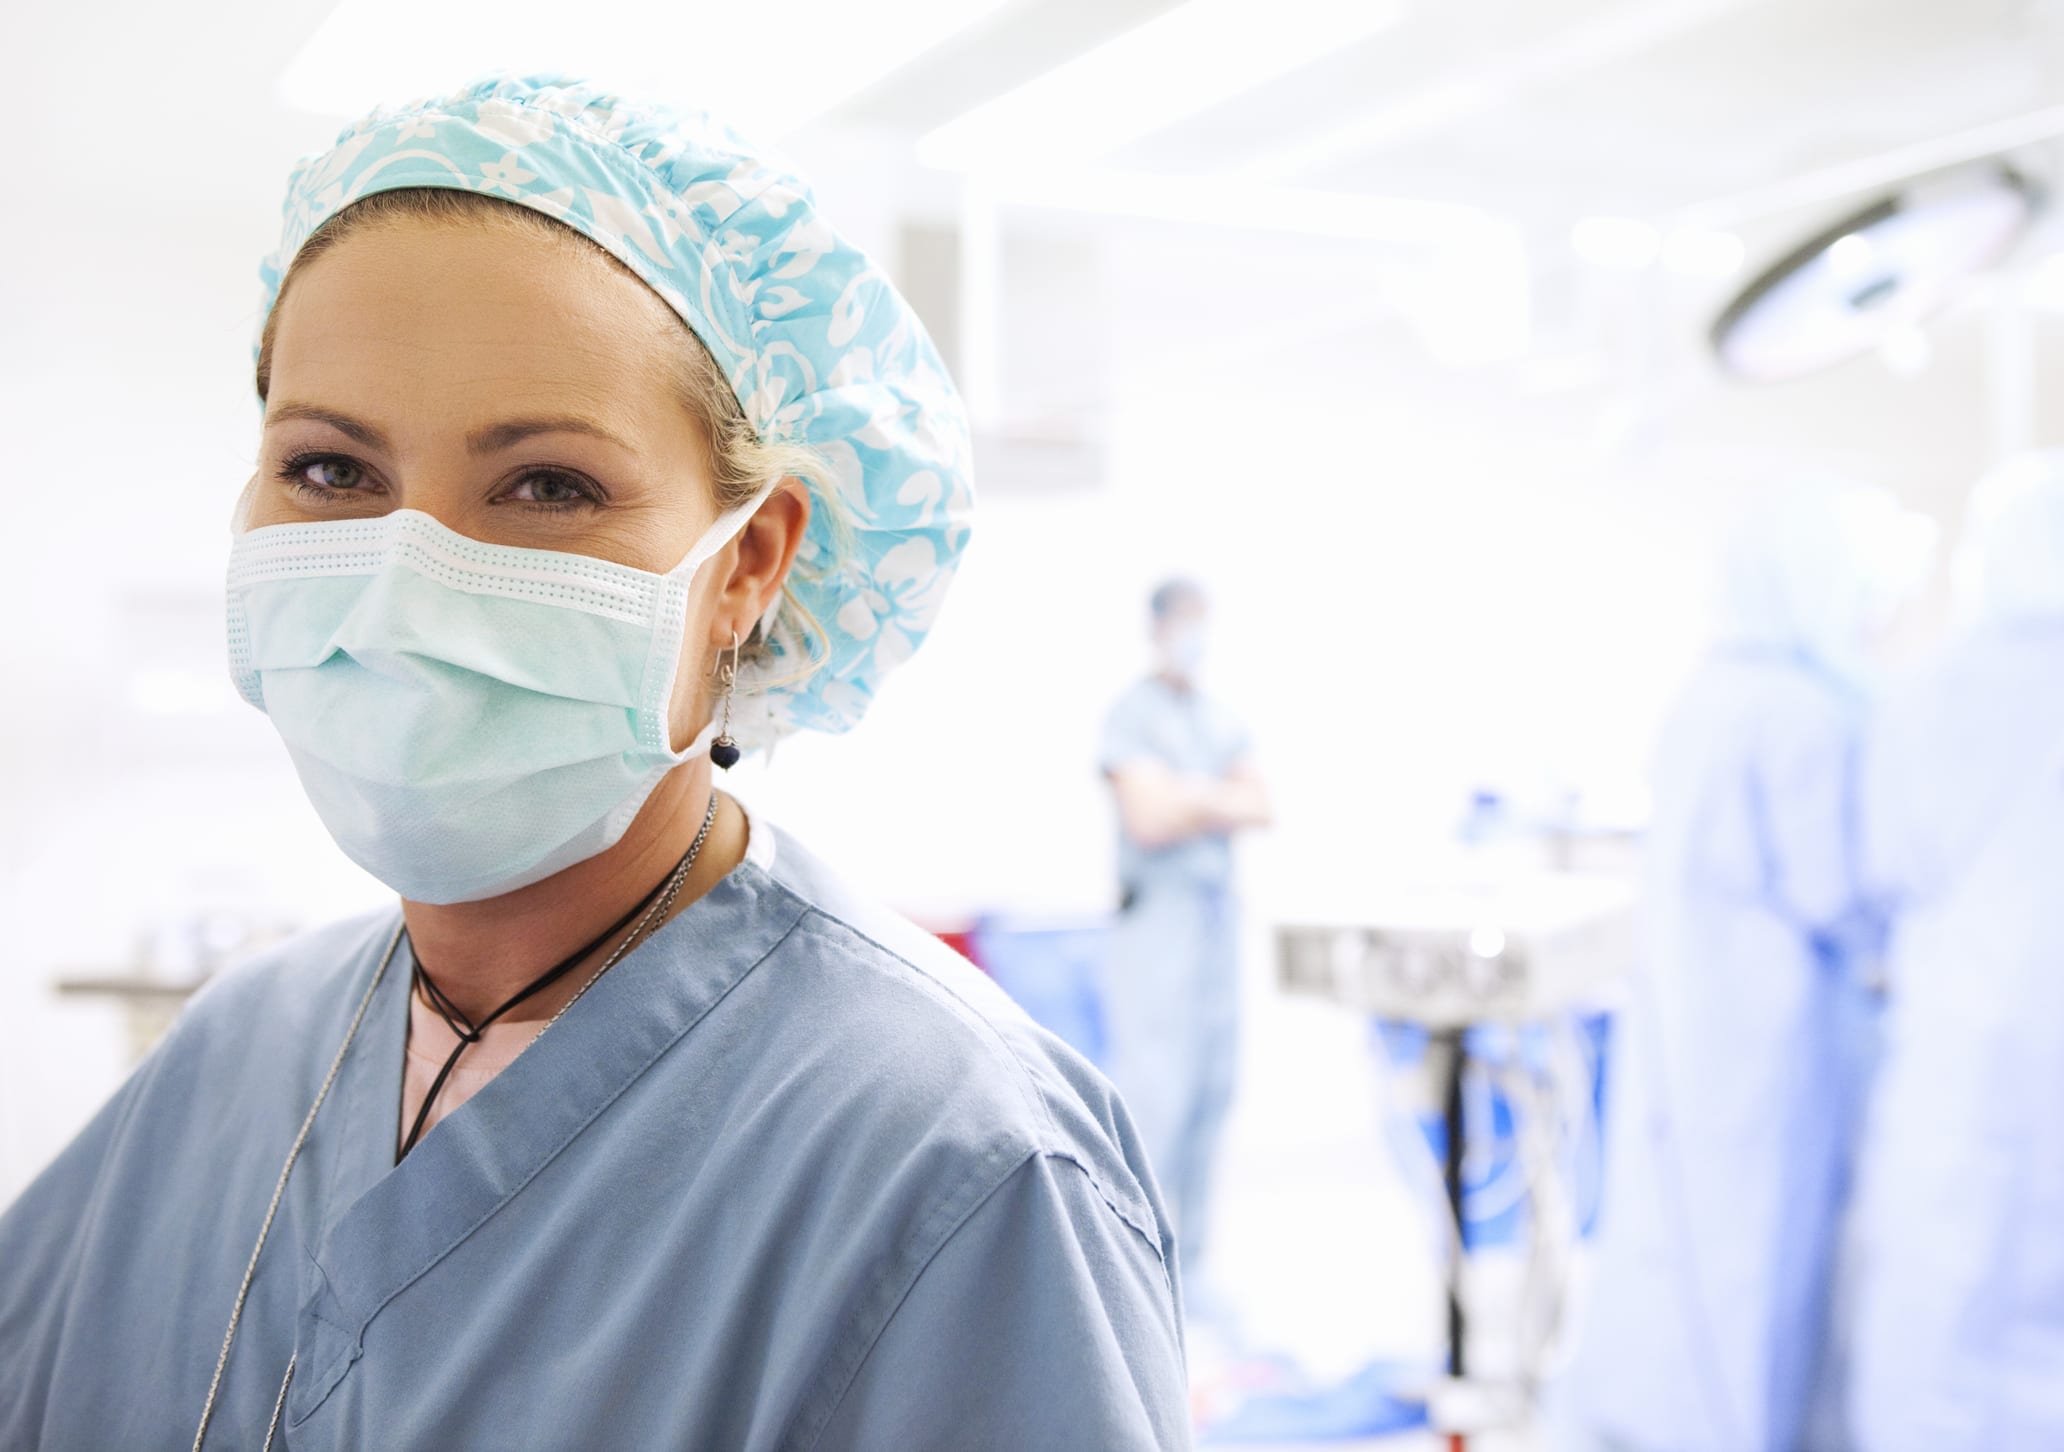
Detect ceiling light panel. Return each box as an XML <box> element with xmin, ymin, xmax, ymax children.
<box><xmin>918</xmin><ymin>0</ymin><xmax>1406</xmax><ymax>171</ymax></box>
<box><xmin>280</xmin><ymin>0</ymin><xmax>1015</xmax><ymax>141</ymax></box>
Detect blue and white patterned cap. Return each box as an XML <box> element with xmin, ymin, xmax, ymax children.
<box><xmin>254</xmin><ymin>72</ymin><xmax>974</xmax><ymax>746</ymax></box>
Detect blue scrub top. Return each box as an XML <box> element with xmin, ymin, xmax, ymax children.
<box><xmin>1100</xmin><ymin>676</ymin><xmax>1252</xmax><ymax>895</ymax></box>
<box><xmin>0</xmin><ymin>819</ymin><xmax>1190</xmax><ymax>1451</ymax></box>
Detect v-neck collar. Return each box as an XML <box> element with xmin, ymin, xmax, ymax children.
<box><xmin>287</xmin><ymin>850</ymin><xmax>807</xmax><ymax>1426</ymax></box>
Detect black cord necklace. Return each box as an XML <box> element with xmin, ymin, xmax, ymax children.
<box><xmin>397</xmin><ymin>791</ymin><xmax>721</xmax><ymax>1160</ymax></box>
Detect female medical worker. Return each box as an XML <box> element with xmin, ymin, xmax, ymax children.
<box><xmin>1844</xmin><ymin>451</ymin><xmax>2064</xmax><ymax>1452</ymax></box>
<box><xmin>1552</xmin><ymin>478</ymin><xmax>1933</xmax><ymax>1452</ymax></box>
<box><xmin>0</xmin><ymin>76</ymin><xmax>1188</xmax><ymax>1452</ymax></box>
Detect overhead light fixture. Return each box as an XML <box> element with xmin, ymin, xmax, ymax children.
<box><xmin>963</xmin><ymin>165</ymin><xmax>1532</xmax><ymax>365</ymax></box>
<box><xmin>1825</xmin><ymin>231</ymin><xmax>1876</xmax><ymax>277</ymax></box>
<box><xmin>973</xmin><ymin>165</ymin><xmax>1518</xmax><ymax>250</ymax></box>
<box><xmin>277</xmin><ymin>0</ymin><xmax>1013</xmax><ymax>140</ymax></box>
<box><xmin>917</xmin><ymin>0</ymin><xmax>1407</xmax><ymax>172</ymax></box>
<box><xmin>1710</xmin><ymin>165</ymin><xmax>2037</xmax><ymax>383</ymax></box>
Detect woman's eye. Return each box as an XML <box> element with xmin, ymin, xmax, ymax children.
<box><xmin>504</xmin><ymin>472</ymin><xmax>595</xmax><ymax>508</ymax></box>
<box><xmin>283</xmin><ymin>455</ymin><xmax>369</xmax><ymax>493</ymax></box>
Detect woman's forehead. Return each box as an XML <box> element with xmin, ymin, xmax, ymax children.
<box><xmin>268</xmin><ymin>218</ymin><xmax>685</xmax><ymax>425</ymax></box>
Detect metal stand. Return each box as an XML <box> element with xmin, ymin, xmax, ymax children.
<box><xmin>1273</xmin><ymin>880</ymin><xmax>1634</xmax><ymax>1450</ymax></box>
<box><xmin>1437</xmin><ymin>1026</ymin><xmax>1470</xmax><ymax>1452</ymax></box>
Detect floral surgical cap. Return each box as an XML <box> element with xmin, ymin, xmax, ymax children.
<box><xmin>254</xmin><ymin>72</ymin><xmax>974</xmax><ymax>746</ymax></box>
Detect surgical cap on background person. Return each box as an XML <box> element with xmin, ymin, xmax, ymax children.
<box><xmin>252</xmin><ymin>73</ymin><xmax>975</xmax><ymax>750</ymax></box>
<box><xmin>1713</xmin><ymin>475</ymin><xmax>1938</xmax><ymax>681</ymax></box>
<box><xmin>1149</xmin><ymin>578</ymin><xmax>1207</xmax><ymax>621</ymax></box>
<box><xmin>1951</xmin><ymin>447</ymin><xmax>2064</xmax><ymax>625</ymax></box>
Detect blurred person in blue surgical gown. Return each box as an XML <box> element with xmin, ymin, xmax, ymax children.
<box><xmin>1553</xmin><ymin>477</ymin><xmax>1935</xmax><ymax>1452</ymax></box>
<box><xmin>1100</xmin><ymin>579</ymin><xmax>1271</xmax><ymax>1283</ymax></box>
<box><xmin>1844</xmin><ymin>450</ymin><xmax>2064</xmax><ymax>1452</ymax></box>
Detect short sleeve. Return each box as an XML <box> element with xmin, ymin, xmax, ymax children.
<box><xmin>807</xmin><ymin>1153</ymin><xmax>1191</xmax><ymax>1452</ymax></box>
<box><xmin>1100</xmin><ymin>688</ymin><xmax>1163</xmax><ymax>777</ymax></box>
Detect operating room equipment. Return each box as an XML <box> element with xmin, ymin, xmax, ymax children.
<box><xmin>1276</xmin><ymin>870</ymin><xmax>1633</xmax><ymax>1448</ymax></box>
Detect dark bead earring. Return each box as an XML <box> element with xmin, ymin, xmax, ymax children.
<box><xmin>710</xmin><ymin>631</ymin><xmax>742</xmax><ymax>770</ymax></box>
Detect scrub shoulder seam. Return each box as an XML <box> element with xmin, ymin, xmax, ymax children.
<box><xmin>791</xmin><ymin>1147</ymin><xmax>1171</xmax><ymax>1452</ymax></box>
<box><xmin>774</xmin><ymin>898</ymin><xmax>1164</xmax><ymax>1253</ymax></box>
<box><xmin>788</xmin><ymin>903</ymin><xmax>1069</xmax><ymax>1146</ymax></box>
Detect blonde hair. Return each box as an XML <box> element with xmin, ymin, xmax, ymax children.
<box><xmin>253</xmin><ymin>186</ymin><xmax>838</xmax><ymax>673</ymax></box>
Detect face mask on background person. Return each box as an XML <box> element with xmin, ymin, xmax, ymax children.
<box><xmin>1160</xmin><ymin>623</ymin><xmax>1208</xmax><ymax>679</ymax></box>
<box><xmin>226</xmin><ymin>493</ymin><xmax>766</xmax><ymax>904</ymax></box>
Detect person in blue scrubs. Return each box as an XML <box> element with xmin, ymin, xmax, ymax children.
<box><xmin>0</xmin><ymin>76</ymin><xmax>1189</xmax><ymax>1451</ymax></box>
<box><xmin>1100</xmin><ymin>579</ymin><xmax>1271</xmax><ymax>1285</ymax></box>
<box><xmin>1552</xmin><ymin>478</ymin><xmax>1933</xmax><ymax>1452</ymax></box>
<box><xmin>1844</xmin><ymin>450</ymin><xmax>2064</xmax><ymax>1452</ymax></box>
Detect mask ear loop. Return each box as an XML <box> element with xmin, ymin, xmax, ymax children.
<box><xmin>668</xmin><ymin>481</ymin><xmax>781</xmax><ymax>579</ymax></box>
<box><xmin>710</xmin><ymin>631</ymin><xmax>742</xmax><ymax>770</ymax></box>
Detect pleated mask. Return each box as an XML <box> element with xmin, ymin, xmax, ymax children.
<box><xmin>226</xmin><ymin>499</ymin><xmax>760</xmax><ymax>904</ymax></box>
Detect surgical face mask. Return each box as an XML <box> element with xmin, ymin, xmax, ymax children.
<box><xmin>226</xmin><ymin>499</ymin><xmax>761</xmax><ymax>904</ymax></box>
<box><xmin>1159</xmin><ymin>622</ymin><xmax>1208</xmax><ymax>678</ymax></box>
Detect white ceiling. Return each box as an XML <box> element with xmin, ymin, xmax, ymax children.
<box><xmin>821</xmin><ymin>0</ymin><xmax>2062</xmax><ymax>233</ymax></box>
<box><xmin>17</xmin><ymin>0</ymin><xmax>2055</xmax><ymax>219</ymax></box>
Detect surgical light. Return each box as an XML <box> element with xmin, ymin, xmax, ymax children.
<box><xmin>1710</xmin><ymin>165</ymin><xmax>2036</xmax><ymax>383</ymax></box>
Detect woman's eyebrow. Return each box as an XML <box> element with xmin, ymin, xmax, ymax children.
<box><xmin>262</xmin><ymin>404</ymin><xmax>631</xmax><ymax>456</ymax></box>
<box><xmin>466</xmin><ymin>416</ymin><xmax>634</xmax><ymax>454</ymax></box>
<box><xmin>264</xmin><ymin>401</ymin><xmax>390</xmax><ymax>450</ymax></box>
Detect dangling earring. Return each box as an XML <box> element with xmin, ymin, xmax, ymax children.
<box><xmin>710</xmin><ymin>631</ymin><xmax>742</xmax><ymax>770</ymax></box>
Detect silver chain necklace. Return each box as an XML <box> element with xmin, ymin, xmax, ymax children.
<box><xmin>532</xmin><ymin>790</ymin><xmax>717</xmax><ymax>1042</ymax></box>
<box><xmin>191</xmin><ymin>792</ymin><xmax>721</xmax><ymax>1452</ymax></box>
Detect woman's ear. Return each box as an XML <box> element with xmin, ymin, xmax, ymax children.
<box><xmin>713</xmin><ymin>478</ymin><xmax>811</xmax><ymax>643</ymax></box>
